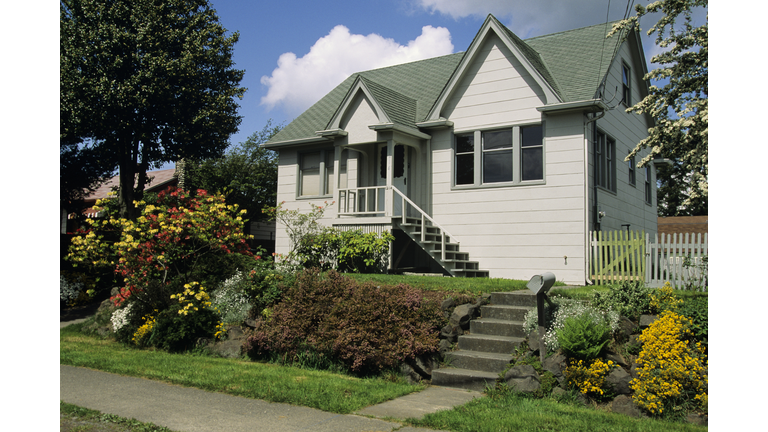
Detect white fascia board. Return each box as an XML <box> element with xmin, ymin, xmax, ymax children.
<box><xmin>537</xmin><ymin>99</ymin><xmax>608</xmax><ymax>114</ymax></box>
<box><xmin>416</xmin><ymin>118</ymin><xmax>454</xmax><ymax>129</ymax></box>
<box><xmin>368</xmin><ymin>123</ymin><xmax>432</xmax><ymax>140</ymax></box>
<box><xmin>327</xmin><ymin>77</ymin><xmax>391</xmax><ymax>130</ymax></box>
<box><xmin>316</xmin><ymin>128</ymin><xmax>349</xmax><ymax>137</ymax></box>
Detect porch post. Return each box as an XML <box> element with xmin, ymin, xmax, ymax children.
<box><xmin>333</xmin><ymin>145</ymin><xmax>341</xmax><ymax>213</ymax></box>
<box><xmin>385</xmin><ymin>139</ymin><xmax>394</xmax><ymax>217</ymax></box>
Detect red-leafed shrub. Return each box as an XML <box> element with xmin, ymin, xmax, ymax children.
<box><xmin>244</xmin><ymin>269</ymin><xmax>450</xmax><ymax>374</ymax></box>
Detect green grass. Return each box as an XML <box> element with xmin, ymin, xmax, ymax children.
<box><xmin>60</xmin><ymin>323</ymin><xmax>423</xmax><ymax>414</ymax></box>
<box><xmin>343</xmin><ymin>273</ymin><xmax>560</xmax><ymax>295</ymax></box>
<box><xmin>407</xmin><ymin>391</ymin><xmax>707</xmax><ymax>432</ymax></box>
<box><xmin>60</xmin><ymin>402</ymin><xmax>177</xmax><ymax>432</ymax></box>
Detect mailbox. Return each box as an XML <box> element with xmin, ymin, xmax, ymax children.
<box><xmin>527</xmin><ymin>272</ymin><xmax>556</xmax><ymax>295</ymax></box>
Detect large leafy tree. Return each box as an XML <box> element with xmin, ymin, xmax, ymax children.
<box><xmin>184</xmin><ymin>120</ymin><xmax>281</xmax><ymax>227</ymax></box>
<box><xmin>60</xmin><ymin>0</ymin><xmax>246</xmax><ymax>219</ymax></box>
<box><xmin>611</xmin><ymin>0</ymin><xmax>708</xmax><ymax>211</ymax></box>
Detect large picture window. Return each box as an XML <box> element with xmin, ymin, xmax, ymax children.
<box><xmin>596</xmin><ymin>131</ymin><xmax>616</xmax><ymax>192</ymax></box>
<box><xmin>299</xmin><ymin>149</ymin><xmax>334</xmax><ymax>197</ymax></box>
<box><xmin>454</xmin><ymin>124</ymin><xmax>544</xmax><ymax>187</ymax></box>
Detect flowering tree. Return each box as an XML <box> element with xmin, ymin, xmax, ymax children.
<box><xmin>68</xmin><ymin>187</ymin><xmax>256</xmax><ymax>308</ymax></box>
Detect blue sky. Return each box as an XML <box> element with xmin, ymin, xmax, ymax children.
<box><xmin>154</xmin><ymin>0</ymin><xmax>708</xmax><ymax>167</ymax></box>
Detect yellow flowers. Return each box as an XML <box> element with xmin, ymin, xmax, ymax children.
<box><xmin>132</xmin><ymin>312</ymin><xmax>157</xmax><ymax>345</ymax></box>
<box><xmin>630</xmin><ymin>311</ymin><xmax>707</xmax><ymax>415</ymax></box>
<box><xmin>173</xmin><ymin>282</ymin><xmax>212</xmax><ymax>316</ymax></box>
<box><xmin>565</xmin><ymin>358</ymin><xmax>614</xmax><ymax>397</ymax></box>
<box><xmin>649</xmin><ymin>282</ymin><xmax>683</xmax><ymax>314</ymax></box>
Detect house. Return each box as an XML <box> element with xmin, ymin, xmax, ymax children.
<box><xmin>657</xmin><ymin>216</ymin><xmax>707</xmax><ymax>239</ymax></box>
<box><xmin>263</xmin><ymin>15</ymin><xmax>661</xmax><ymax>284</ymax></box>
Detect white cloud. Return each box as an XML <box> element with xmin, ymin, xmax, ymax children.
<box><xmin>260</xmin><ymin>25</ymin><xmax>454</xmax><ymax>115</ymax></box>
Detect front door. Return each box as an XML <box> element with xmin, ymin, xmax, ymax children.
<box><xmin>377</xmin><ymin>143</ymin><xmax>408</xmax><ymax>216</ymax></box>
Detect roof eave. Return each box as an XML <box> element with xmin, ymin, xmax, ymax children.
<box><xmin>537</xmin><ymin>99</ymin><xmax>608</xmax><ymax>114</ymax></box>
<box><xmin>263</xmin><ymin>136</ymin><xmax>334</xmax><ymax>150</ymax></box>
<box><xmin>369</xmin><ymin>123</ymin><xmax>431</xmax><ymax>140</ymax></box>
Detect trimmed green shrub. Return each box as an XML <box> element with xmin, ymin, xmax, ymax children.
<box><xmin>298</xmin><ymin>228</ymin><xmax>394</xmax><ymax>273</ymax></box>
<box><xmin>244</xmin><ymin>269</ymin><xmax>446</xmax><ymax>374</ymax></box>
<box><xmin>591</xmin><ymin>281</ymin><xmax>651</xmax><ymax>320</ymax></box>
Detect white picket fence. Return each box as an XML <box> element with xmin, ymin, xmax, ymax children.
<box><xmin>590</xmin><ymin>231</ymin><xmax>708</xmax><ymax>291</ymax></box>
<box><xmin>645</xmin><ymin>232</ymin><xmax>708</xmax><ymax>290</ymax></box>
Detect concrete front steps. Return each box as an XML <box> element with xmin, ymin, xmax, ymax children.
<box><xmin>432</xmin><ymin>291</ymin><xmax>536</xmax><ymax>392</ymax></box>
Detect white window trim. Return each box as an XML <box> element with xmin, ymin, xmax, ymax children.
<box><xmin>628</xmin><ymin>153</ymin><xmax>636</xmax><ymax>187</ymax></box>
<box><xmin>622</xmin><ymin>62</ymin><xmax>631</xmax><ymax>107</ymax></box>
<box><xmin>452</xmin><ymin>123</ymin><xmax>546</xmax><ymax>189</ymax></box>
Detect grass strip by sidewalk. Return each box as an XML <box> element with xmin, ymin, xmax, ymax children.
<box><xmin>61</xmin><ymin>402</ymin><xmax>177</xmax><ymax>432</ymax></box>
<box><xmin>60</xmin><ymin>323</ymin><xmax>424</xmax><ymax>414</ymax></box>
<box><xmin>407</xmin><ymin>391</ymin><xmax>707</xmax><ymax>432</ymax></box>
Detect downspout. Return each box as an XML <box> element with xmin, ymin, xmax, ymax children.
<box><xmin>584</xmin><ymin>111</ymin><xmax>605</xmax><ymax>285</ymax></box>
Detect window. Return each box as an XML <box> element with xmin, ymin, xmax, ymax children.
<box><xmin>595</xmin><ymin>131</ymin><xmax>616</xmax><ymax>192</ymax></box>
<box><xmin>628</xmin><ymin>154</ymin><xmax>636</xmax><ymax>187</ymax></box>
<box><xmin>644</xmin><ymin>166</ymin><xmax>652</xmax><ymax>204</ymax></box>
<box><xmin>454</xmin><ymin>124</ymin><xmax>544</xmax><ymax>187</ymax></box>
<box><xmin>299</xmin><ymin>149</ymin><xmax>334</xmax><ymax>197</ymax></box>
<box><xmin>622</xmin><ymin>63</ymin><xmax>631</xmax><ymax>106</ymax></box>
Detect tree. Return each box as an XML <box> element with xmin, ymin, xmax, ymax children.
<box><xmin>656</xmin><ymin>161</ymin><xmax>707</xmax><ymax>216</ymax></box>
<box><xmin>610</xmin><ymin>0</ymin><xmax>708</xmax><ymax>210</ymax></box>
<box><xmin>60</xmin><ymin>0</ymin><xmax>246</xmax><ymax>219</ymax></box>
<box><xmin>184</xmin><ymin>120</ymin><xmax>281</xmax><ymax>226</ymax></box>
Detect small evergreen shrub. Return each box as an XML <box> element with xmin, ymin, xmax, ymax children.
<box><xmin>244</xmin><ymin>269</ymin><xmax>446</xmax><ymax>374</ymax></box>
<box><xmin>678</xmin><ymin>295</ymin><xmax>708</xmax><ymax>349</ymax></box>
<box><xmin>557</xmin><ymin>314</ymin><xmax>611</xmax><ymax>360</ymax></box>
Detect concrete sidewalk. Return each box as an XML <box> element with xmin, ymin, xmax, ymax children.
<box><xmin>60</xmin><ymin>365</ymin><xmax>481</xmax><ymax>432</ymax></box>
<box><xmin>60</xmin><ymin>318</ymin><xmax>482</xmax><ymax>431</ymax></box>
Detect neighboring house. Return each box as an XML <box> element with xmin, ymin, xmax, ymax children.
<box><xmin>66</xmin><ymin>168</ymin><xmax>179</xmax><ymax>231</ymax></box>
<box><xmin>657</xmin><ymin>216</ymin><xmax>708</xmax><ymax>239</ymax></box>
<box><xmin>264</xmin><ymin>15</ymin><xmax>662</xmax><ymax>284</ymax></box>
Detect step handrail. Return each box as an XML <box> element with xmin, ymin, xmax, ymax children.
<box><xmin>391</xmin><ymin>187</ymin><xmax>458</xmax><ymax>261</ymax></box>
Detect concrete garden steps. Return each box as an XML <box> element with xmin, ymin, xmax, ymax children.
<box><xmin>432</xmin><ymin>291</ymin><xmax>536</xmax><ymax>391</ymax></box>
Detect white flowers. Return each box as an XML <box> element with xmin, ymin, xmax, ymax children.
<box><xmin>60</xmin><ymin>275</ymin><xmax>84</xmax><ymax>303</ymax></box>
<box><xmin>524</xmin><ymin>295</ymin><xmax>619</xmax><ymax>353</ymax></box>
<box><xmin>111</xmin><ymin>303</ymin><xmax>133</xmax><ymax>332</ymax></box>
<box><xmin>211</xmin><ymin>271</ymin><xmax>252</xmax><ymax>324</ymax></box>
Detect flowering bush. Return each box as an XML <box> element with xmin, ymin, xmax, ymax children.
<box><xmin>298</xmin><ymin>228</ymin><xmax>394</xmax><ymax>273</ymax></box>
<box><xmin>110</xmin><ymin>303</ymin><xmax>133</xmax><ymax>332</ymax></box>
<box><xmin>649</xmin><ymin>282</ymin><xmax>683</xmax><ymax>314</ymax></box>
<box><xmin>211</xmin><ymin>271</ymin><xmax>253</xmax><ymax>324</ymax></box>
<box><xmin>68</xmin><ymin>187</ymin><xmax>257</xmax><ymax>352</ymax></box>
<box><xmin>590</xmin><ymin>281</ymin><xmax>651</xmax><ymax>321</ymax></box>
<box><xmin>565</xmin><ymin>358</ymin><xmax>615</xmax><ymax>399</ymax></box>
<box><xmin>523</xmin><ymin>296</ymin><xmax>619</xmax><ymax>354</ymax></box>
<box><xmin>630</xmin><ymin>311</ymin><xmax>708</xmax><ymax>416</ymax></box>
<box><xmin>60</xmin><ymin>274</ymin><xmax>85</xmax><ymax>306</ymax></box>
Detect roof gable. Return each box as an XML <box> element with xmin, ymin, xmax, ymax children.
<box><xmin>266</xmin><ymin>15</ymin><xmax>647</xmax><ymax>146</ymax></box>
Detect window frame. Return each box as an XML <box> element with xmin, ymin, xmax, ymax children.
<box><xmin>644</xmin><ymin>165</ymin><xmax>652</xmax><ymax>205</ymax></box>
<box><xmin>452</xmin><ymin>123</ymin><xmax>545</xmax><ymax>189</ymax></box>
<box><xmin>628</xmin><ymin>153</ymin><xmax>636</xmax><ymax>187</ymax></box>
<box><xmin>595</xmin><ymin>130</ymin><xmax>617</xmax><ymax>193</ymax></box>
<box><xmin>621</xmin><ymin>62</ymin><xmax>631</xmax><ymax>107</ymax></box>
<box><xmin>297</xmin><ymin>148</ymin><xmax>335</xmax><ymax>199</ymax></box>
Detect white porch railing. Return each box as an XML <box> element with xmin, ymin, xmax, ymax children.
<box><xmin>337</xmin><ymin>186</ymin><xmax>459</xmax><ymax>262</ymax></box>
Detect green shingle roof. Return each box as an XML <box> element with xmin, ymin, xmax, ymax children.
<box><xmin>268</xmin><ymin>16</ymin><xmax>626</xmax><ymax>145</ymax></box>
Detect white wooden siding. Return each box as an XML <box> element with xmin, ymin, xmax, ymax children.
<box><xmin>430</xmin><ymin>31</ymin><xmax>589</xmax><ymax>285</ymax></box>
<box><xmin>340</xmin><ymin>92</ymin><xmax>378</xmax><ymax>144</ymax></box>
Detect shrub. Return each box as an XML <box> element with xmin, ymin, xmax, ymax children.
<box><xmin>244</xmin><ymin>269</ymin><xmax>446</xmax><ymax>374</ymax></box>
<box><xmin>147</xmin><ymin>283</ymin><xmax>223</xmax><ymax>352</ymax></box>
<box><xmin>565</xmin><ymin>358</ymin><xmax>615</xmax><ymax>400</ymax></box>
<box><xmin>678</xmin><ymin>295</ymin><xmax>708</xmax><ymax>349</ymax></box>
<box><xmin>557</xmin><ymin>314</ymin><xmax>611</xmax><ymax>361</ymax></box>
<box><xmin>591</xmin><ymin>281</ymin><xmax>651</xmax><ymax>320</ymax></box>
<box><xmin>630</xmin><ymin>311</ymin><xmax>708</xmax><ymax>417</ymax></box>
<box><xmin>212</xmin><ymin>271</ymin><xmax>254</xmax><ymax>324</ymax></box>
<box><xmin>298</xmin><ymin>228</ymin><xmax>395</xmax><ymax>273</ymax></box>
<box><xmin>523</xmin><ymin>296</ymin><xmax>619</xmax><ymax>354</ymax></box>
<box><xmin>649</xmin><ymin>282</ymin><xmax>683</xmax><ymax>314</ymax></box>
<box><xmin>60</xmin><ymin>274</ymin><xmax>85</xmax><ymax>306</ymax></box>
